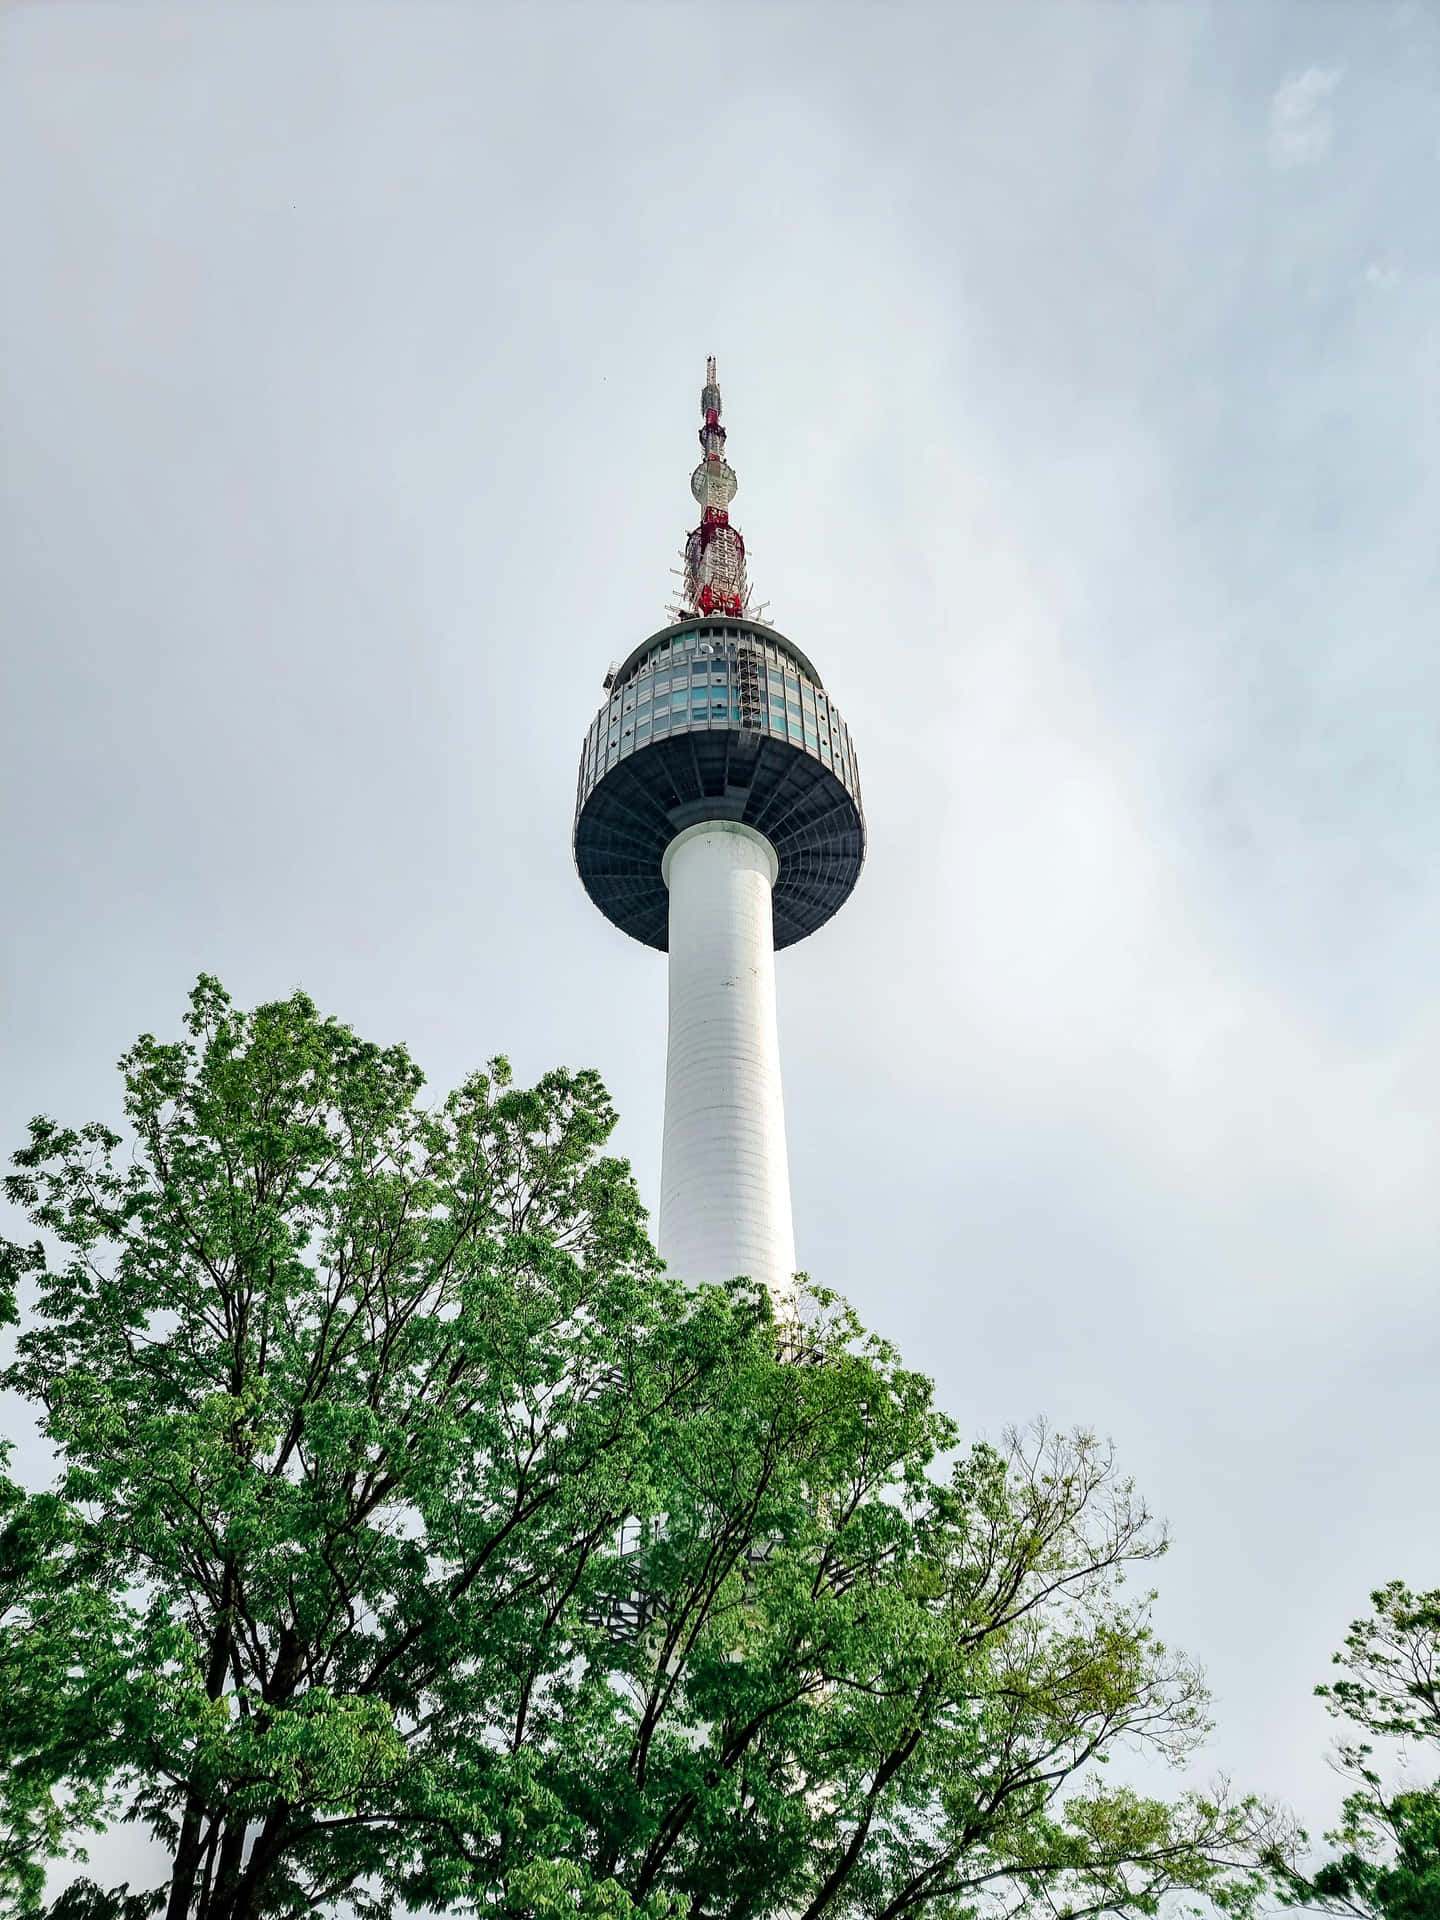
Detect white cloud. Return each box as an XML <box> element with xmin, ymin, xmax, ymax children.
<box><xmin>1268</xmin><ymin>66</ymin><xmax>1342</xmax><ymax>168</ymax></box>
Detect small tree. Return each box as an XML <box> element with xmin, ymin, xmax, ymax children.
<box><xmin>1271</xmin><ymin>1582</ymin><xmax>1440</xmax><ymax>1919</ymax></box>
<box><xmin>0</xmin><ymin>980</ymin><xmax>1279</xmax><ymax>1919</ymax></box>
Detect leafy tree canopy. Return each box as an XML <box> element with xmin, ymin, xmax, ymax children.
<box><xmin>1271</xmin><ymin>1582</ymin><xmax>1440</xmax><ymax>1919</ymax></box>
<box><xmin>0</xmin><ymin>978</ymin><xmax>1281</xmax><ymax>1920</ymax></box>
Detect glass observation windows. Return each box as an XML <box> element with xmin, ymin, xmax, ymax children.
<box><xmin>578</xmin><ymin>626</ymin><xmax>859</xmax><ymax>816</ymax></box>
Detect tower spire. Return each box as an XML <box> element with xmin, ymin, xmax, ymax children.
<box><xmin>682</xmin><ymin>356</ymin><xmax>749</xmax><ymax>618</ymax></box>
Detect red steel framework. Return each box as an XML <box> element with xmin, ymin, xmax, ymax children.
<box><xmin>679</xmin><ymin>356</ymin><xmax>750</xmax><ymax>619</ymax></box>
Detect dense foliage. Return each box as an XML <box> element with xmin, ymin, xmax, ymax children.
<box><xmin>1271</xmin><ymin>1582</ymin><xmax>1440</xmax><ymax>1919</ymax></box>
<box><xmin>0</xmin><ymin>979</ymin><xmax>1276</xmax><ymax>1920</ymax></box>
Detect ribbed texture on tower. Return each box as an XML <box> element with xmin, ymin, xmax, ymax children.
<box><xmin>657</xmin><ymin>823</ymin><xmax>797</xmax><ymax>1307</ymax></box>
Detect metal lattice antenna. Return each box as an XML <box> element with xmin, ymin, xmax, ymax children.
<box><xmin>678</xmin><ymin>356</ymin><xmax>751</xmax><ymax>618</ymax></box>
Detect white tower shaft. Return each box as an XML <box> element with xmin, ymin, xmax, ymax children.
<box><xmin>658</xmin><ymin>822</ymin><xmax>796</xmax><ymax>1307</ymax></box>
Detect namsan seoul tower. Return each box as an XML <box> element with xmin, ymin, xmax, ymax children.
<box><xmin>573</xmin><ymin>360</ymin><xmax>865</xmax><ymax>1307</ymax></box>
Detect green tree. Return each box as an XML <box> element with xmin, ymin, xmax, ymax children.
<box><xmin>1271</xmin><ymin>1582</ymin><xmax>1440</xmax><ymax>1919</ymax></box>
<box><xmin>0</xmin><ymin>979</ymin><xmax>1279</xmax><ymax>1920</ymax></box>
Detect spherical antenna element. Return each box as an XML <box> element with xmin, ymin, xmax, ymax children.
<box><xmin>691</xmin><ymin>460</ymin><xmax>738</xmax><ymax>507</ymax></box>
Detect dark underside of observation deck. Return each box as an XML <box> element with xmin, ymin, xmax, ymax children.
<box><xmin>574</xmin><ymin>729</ymin><xmax>865</xmax><ymax>951</ymax></box>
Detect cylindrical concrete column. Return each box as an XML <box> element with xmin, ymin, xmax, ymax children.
<box><xmin>658</xmin><ymin>820</ymin><xmax>796</xmax><ymax>1308</ymax></box>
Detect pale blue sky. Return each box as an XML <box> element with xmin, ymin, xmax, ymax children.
<box><xmin>3</xmin><ymin>0</ymin><xmax>1438</xmax><ymax>1898</ymax></box>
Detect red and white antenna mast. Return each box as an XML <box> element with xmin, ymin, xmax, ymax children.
<box><xmin>678</xmin><ymin>356</ymin><xmax>751</xmax><ymax>618</ymax></box>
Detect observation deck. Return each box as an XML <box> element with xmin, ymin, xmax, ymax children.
<box><xmin>573</xmin><ymin>615</ymin><xmax>865</xmax><ymax>951</ymax></box>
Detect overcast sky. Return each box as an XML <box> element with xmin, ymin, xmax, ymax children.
<box><xmin>3</xmin><ymin>0</ymin><xmax>1438</xmax><ymax>1899</ymax></box>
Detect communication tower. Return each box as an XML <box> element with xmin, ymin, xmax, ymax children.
<box><xmin>573</xmin><ymin>360</ymin><xmax>865</xmax><ymax>1305</ymax></box>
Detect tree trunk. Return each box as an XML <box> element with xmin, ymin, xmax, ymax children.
<box><xmin>164</xmin><ymin>1803</ymin><xmax>209</xmax><ymax>1920</ymax></box>
<box><xmin>164</xmin><ymin>1565</ymin><xmax>238</xmax><ymax>1920</ymax></box>
<box><xmin>208</xmin><ymin>1803</ymin><xmax>288</xmax><ymax>1920</ymax></box>
<box><xmin>203</xmin><ymin>1817</ymin><xmax>250</xmax><ymax>1920</ymax></box>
